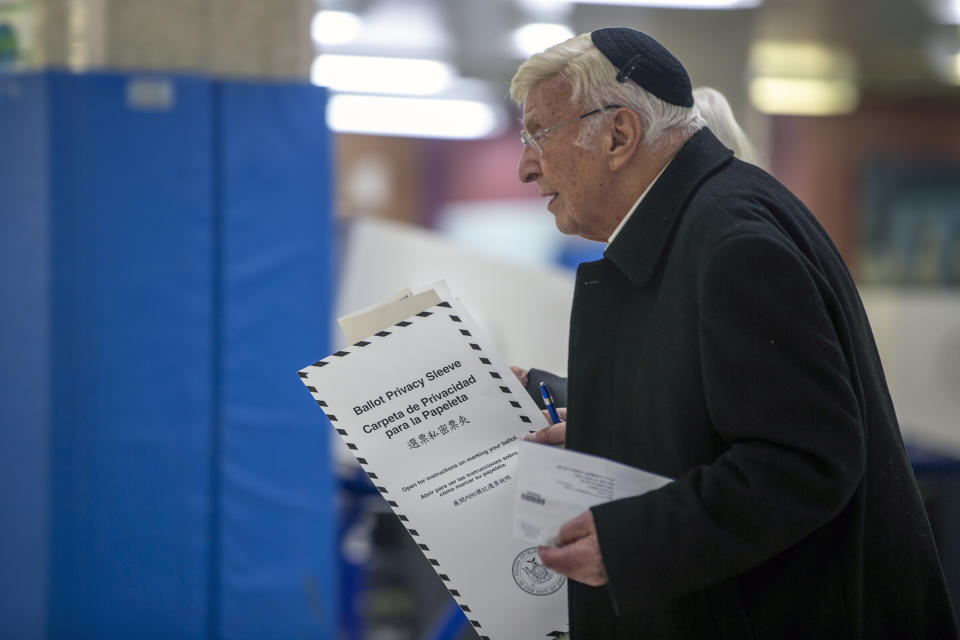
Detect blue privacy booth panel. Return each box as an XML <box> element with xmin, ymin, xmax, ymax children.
<box><xmin>0</xmin><ymin>73</ymin><xmax>52</xmax><ymax>639</ymax></box>
<box><xmin>45</xmin><ymin>72</ymin><xmax>215</xmax><ymax>638</ymax></box>
<box><xmin>216</xmin><ymin>80</ymin><xmax>336</xmax><ymax>638</ymax></box>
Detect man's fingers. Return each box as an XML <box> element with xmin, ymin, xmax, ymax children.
<box><xmin>510</xmin><ymin>366</ymin><xmax>529</xmax><ymax>387</ymax></box>
<box><xmin>537</xmin><ymin>544</ymin><xmax>567</xmax><ymax>571</ymax></box>
<box><xmin>524</xmin><ymin>421</ymin><xmax>566</xmax><ymax>445</ymax></box>
<box><xmin>539</xmin><ymin>408</ymin><xmax>568</xmax><ymax>424</ymax></box>
<box><xmin>538</xmin><ymin>537</ymin><xmax>590</xmax><ymax>573</ymax></box>
<box><xmin>538</xmin><ymin>537</ymin><xmax>608</xmax><ymax>586</ymax></box>
<box><xmin>538</xmin><ymin>511</ymin><xmax>609</xmax><ymax>586</ymax></box>
<box><xmin>555</xmin><ymin>510</ymin><xmax>593</xmax><ymax>546</ymax></box>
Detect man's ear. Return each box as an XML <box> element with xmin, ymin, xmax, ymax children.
<box><xmin>606</xmin><ymin>108</ymin><xmax>642</xmax><ymax>171</ymax></box>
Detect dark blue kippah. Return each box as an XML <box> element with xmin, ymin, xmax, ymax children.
<box><xmin>591</xmin><ymin>27</ymin><xmax>693</xmax><ymax>107</ymax></box>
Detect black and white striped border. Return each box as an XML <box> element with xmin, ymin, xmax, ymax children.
<box><xmin>298</xmin><ymin>300</ymin><xmax>548</xmax><ymax>636</ymax></box>
<box><xmin>298</xmin><ymin>301</ymin><xmax>533</xmax><ymax>427</ymax></box>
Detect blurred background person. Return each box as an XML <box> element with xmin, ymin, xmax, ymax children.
<box><xmin>693</xmin><ymin>85</ymin><xmax>762</xmax><ymax>166</ymax></box>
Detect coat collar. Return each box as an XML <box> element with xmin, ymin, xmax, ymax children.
<box><xmin>603</xmin><ymin>127</ymin><xmax>733</xmax><ymax>286</ymax></box>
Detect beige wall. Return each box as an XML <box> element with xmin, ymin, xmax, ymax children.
<box><xmin>31</xmin><ymin>0</ymin><xmax>314</xmax><ymax>78</ymax></box>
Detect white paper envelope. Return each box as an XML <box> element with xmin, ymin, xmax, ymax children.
<box><xmin>514</xmin><ymin>440</ymin><xmax>671</xmax><ymax>546</ymax></box>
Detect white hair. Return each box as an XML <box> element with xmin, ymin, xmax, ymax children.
<box><xmin>693</xmin><ymin>86</ymin><xmax>760</xmax><ymax>165</ymax></box>
<box><xmin>510</xmin><ymin>32</ymin><xmax>704</xmax><ymax>151</ymax></box>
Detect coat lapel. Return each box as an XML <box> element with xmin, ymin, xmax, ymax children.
<box><xmin>604</xmin><ymin>128</ymin><xmax>733</xmax><ymax>287</ymax></box>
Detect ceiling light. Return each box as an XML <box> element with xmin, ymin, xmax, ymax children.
<box><xmin>749</xmin><ymin>77</ymin><xmax>858</xmax><ymax>116</ymax></box>
<box><xmin>750</xmin><ymin>40</ymin><xmax>856</xmax><ymax>78</ymax></box>
<box><xmin>311</xmin><ymin>54</ymin><xmax>455</xmax><ymax>96</ymax></box>
<box><xmin>349</xmin><ymin>0</ymin><xmax>450</xmax><ymax>56</ymax></box>
<box><xmin>515</xmin><ymin>0</ymin><xmax>574</xmax><ymax>20</ymax></box>
<box><xmin>327</xmin><ymin>94</ymin><xmax>506</xmax><ymax>140</ymax></box>
<box><xmin>571</xmin><ymin>0</ymin><xmax>762</xmax><ymax>8</ymax></box>
<box><xmin>925</xmin><ymin>0</ymin><xmax>960</xmax><ymax>24</ymax></box>
<box><xmin>924</xmin><ymin>37</ymin><xmax>960</xmax><ymax>85</ymax></box>
<box><xmin>512</xmin><ymin>23</ymin><xmax>576</xmax><ymax>57</ymax></box>
<box><xmin>311</xmin><ymin>10</ymin><xmax>362</xmax><ymax>46</ymax></box>
<box><xmin>749</xmin><ymin>40</ymin><xmax>859</xmax><ymax>115</ymax></box>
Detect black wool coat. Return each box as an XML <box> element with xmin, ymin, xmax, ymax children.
<box><xmin>564</xmin><ymin>128</ymin><xmax>958</xmax><ymax>639</ymax></box>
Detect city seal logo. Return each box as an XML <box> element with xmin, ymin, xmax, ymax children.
<box><xmin>512</xmin><ymin>547</ymin><xmax>566</xmax><ymax>596</ymax></box>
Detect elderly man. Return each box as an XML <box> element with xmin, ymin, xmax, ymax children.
<box><xmin>511</xmin><ymin>27</ymin><xmax>958</xmax><ymax>638</ymax></box>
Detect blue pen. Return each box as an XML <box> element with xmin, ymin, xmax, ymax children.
<box><xmin>539</xmin><ymin>382</ymin><xmax>561</xmax><ymax>424</ymax></box>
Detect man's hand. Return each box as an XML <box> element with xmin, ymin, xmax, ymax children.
<box><xmin>524</xmin><ymin>408</ymin><xmax>567</xmax><ymax>446</ymax></box>
<box><xmin>510</xmin><ymin>366</ymin><xmax>529</xmax><ymax>387</ymax></box>
<box><xmin>538</xmin><ymin>510</ymin><xmax>608</xmax><ymax>586</ymax></box>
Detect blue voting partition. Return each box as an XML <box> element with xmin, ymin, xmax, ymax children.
<box><xmin>0</xmin><ymin>73</ymin><xmax>52</xmax><ymax>640</ymax></box>
<box><xmin>215</xmin><ymin>80</ymin><xmax>336</xmax><ymax>638</ymax></box>
<box><xmin>0</xmin><ymin>72</ymin><xmax>216</xmax><ymax>638</ymax></box>
<box><xmin>49</xmin><ymin>72</ymin><xmax>215</xmax><ymax>637</ymax></box>
<box><xmin>0</xmin><ymin>72</ymin><xmax>335</xmax><ymax>639</ymax></box>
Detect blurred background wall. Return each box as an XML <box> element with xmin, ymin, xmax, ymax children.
<box><xmin>1</xmin><ymin>0</ymin><xmax>959</xmax><ymax>638</ymax></box>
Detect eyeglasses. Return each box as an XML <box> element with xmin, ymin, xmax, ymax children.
<box><xmin>520</xmin><ymin>104</ymin><xmax>622</xmax><ymax>156</ymax></box>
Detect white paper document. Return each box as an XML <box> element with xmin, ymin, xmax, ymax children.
<box><xmin>513</xmin><ymin>440</ymin><xmax>672</xmax><ymax>546</ymax></box>
<box><xmin>298</xmin><ymin>296</ymin><xmax>568</xmax><ymax>639</ymax></box>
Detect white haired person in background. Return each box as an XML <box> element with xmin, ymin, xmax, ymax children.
<box><xmin>692</xmin><ymin>86</ymin><xmax>761</xmax><ymax>166</ymax></box>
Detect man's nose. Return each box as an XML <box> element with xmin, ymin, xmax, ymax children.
<box><xmin>517</xmin><ymin>145</ymin><xmax>541</xmax><ymax>184</ymax></box>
